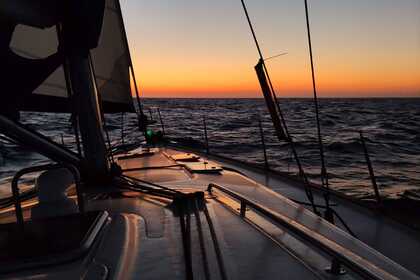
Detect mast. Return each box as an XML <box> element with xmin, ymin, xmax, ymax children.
<box><xmin>66</xmin><ymin>54</ymin><xmax>110</xmax><ymax>182</ymax></box>
<box><xmin>60</xmin><ymin>1</ymin><xmax>111</xmax><ymax>183</ymax></box>
<box><xmin>1</xmin><ymin>0</ymin><xmax>137</xmax><ymax>183</ymax></box>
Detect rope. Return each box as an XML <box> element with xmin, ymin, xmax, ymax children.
<box><xmin>179</xmin><ymin>202</ymin><xmax>194</xmax><ymax>280</ymax></box>
<box><xmin>193</xmin><ymin>200</ymin><xmax>211</xmax><ymax>280</ymax></box>
<box><xmin>203</xmin><ymin>202</ymin><xmax>228</xmax><ymax>280</ymax></box>
<box><xmin>120</xmin><ymin>174</ymin><xmax>184</xmax><ymax>196</ymax></box>
<box><xmin>122</xmin><ymin>164</ymin><xmax>181</xmax><ymax>172</ymax></box>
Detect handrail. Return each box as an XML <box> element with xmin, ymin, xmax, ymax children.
<box><xmin>0</xmin><ymin>116</ymin><xmax>81</xmax><ymax>167</ymax></box>
<box><xmin>207</xmin><ymin>183</ymin><xmax>415</xmax><ymax>280</ymax></box>
<box><xmin>11</xmin><ymin>163</ymin><xmax>84</xmax><ymax>230</ymax></box>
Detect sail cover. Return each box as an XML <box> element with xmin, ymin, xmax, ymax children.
<box><xmin>9</xmin><ymin>0</ymin><xmax>135</xmax><ymax>113</ymax></box>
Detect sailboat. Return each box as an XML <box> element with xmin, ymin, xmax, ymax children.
<box><xmin>0</xmin><ymin>0</ymin><xmax>419</xmax><ymax>279</ymax></box>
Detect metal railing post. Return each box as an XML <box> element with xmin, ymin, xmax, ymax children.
<box><xmin>258</xmin><ymin>117</ymin><xmax>269</xmax><ymax>170</ymax></box>
<box><xmin>11</xmin><ymin>175</ymin><xmax>25</xmax><ymax>231</ymax></box>
<box><xmin>203</xmin><ymin>116</ymin><xmax>210</xmax><ymax>155</ymax></box>
<box><xmin>157</xmin><ymin>108</ymin><xmax>166</xmax><ymax>136</ymax></box>
<box><xmin>240</xmin><ymin>201</ymin><xmax>247</xmax><ymax>217</ymax></box>
<box><xmin>360</xmin><ymin>132</ymin><xmax>382</xmax><ymax>205</ymax></box>
<box><xmin>148</xmin><ymin>108</ymin><xmax>153</xmax><ymax>121</ymax></box>
<box><xmin>121</xmin><ymin>112</ymin><xmax>125</xmax><ymax>145</ymax></box>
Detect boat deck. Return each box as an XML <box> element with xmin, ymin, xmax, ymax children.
<box><xmin>116</xmin><ymin>147</ymin><xmax>420</xmax><ymax>279</ymax></box>
<box><xmin>188</xmin><ymin>148</ymin><xmax>420</xmax><ymax>276</ymax></box>
<box><xmin>0</xmin><ymin>147</ymin><xmax>419</xmax><ymax>279</ymax></box>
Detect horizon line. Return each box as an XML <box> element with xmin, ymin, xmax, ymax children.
<box><xmin>137</xmin><ymin>96</ymin><xmax>420</xmax><ymax>99</ymax></box>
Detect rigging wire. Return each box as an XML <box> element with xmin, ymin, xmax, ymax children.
<box><xmin>121</xmin><ymin>112</ymin><xmax>125</xmax><ymax>145</ymax></box>
<box><xmin>88</xmin><ymin>53</ymin><xmax>115</xmax><ymax>165</ymax></box>
<box><xmin>56</xmin><ymin>24</ymin><xmax>83</xmax><ymax>157</ymax></box>
<box><xmin>303</xmin><ymin>0</ymin><xmax>332</xmax><ymax>211</ymax></box>
<box><xmin>70</xmin><ymin>108</ymin><xmax>83</xmax><ymax>157</ymax></box>
<box><xmin>264</xmin><ymin>52</ymin><xmax>288</xmax><ymax>61</ymax></box>
<box><xmin>0</xmin><ymin>135</ymin><xmax>18</xmax><ymax>145</ymax></box>
<box><xmin>302</xmin><ymin>2</ymin><xmax>358</xmax><ymax>250</ymax></box>
<box><xmin>115</xmin><ymin>0</ymin><xmax>147</xmax><ymax>133</ymax></box>
<box><xmin>104</xmin><ymin>123</ymin><xmax>116</xmax><ymax>164</ymax></box>
<box><xmin>240</xmin><ymin>0</ymin><xmax>318</xmax><ymax>214</ymax></box>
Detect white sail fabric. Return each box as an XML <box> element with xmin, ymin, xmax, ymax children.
<box><xmin>9</xmin><ymin>0</ymin><xmax>134</xmax><ymax>113</ymax></box>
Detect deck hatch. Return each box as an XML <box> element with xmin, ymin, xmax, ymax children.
<box><xmin>170</xmin><ymin>153</ymin><xmax>201</xmax><ymax>162</ymax></box>
<box><xmin>184</xmin><ymin>162</ymin><xmax>223</xmax><ymax>173</ymax></box>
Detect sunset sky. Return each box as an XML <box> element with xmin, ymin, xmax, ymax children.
<box><xmin>120</xmin><ymin>0</ymin><xmax>420</xmax><ymax>98</ymax></box>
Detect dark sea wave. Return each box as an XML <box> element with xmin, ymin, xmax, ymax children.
<box><xmin>1</xmin><ymin>98</ymin><xmax>420</xmax><ymax>201</ymax></box>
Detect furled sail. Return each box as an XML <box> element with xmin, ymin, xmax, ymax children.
<box><xmin>9</xmin><ymin>0</ymin><xmax>135</xmax><ymax>113</ymax></box>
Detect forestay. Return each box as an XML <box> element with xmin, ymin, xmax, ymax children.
<box><xmin>9</xmin><ymin>0</ymin><xmax>135</xmax><ymax>113</ymax></box>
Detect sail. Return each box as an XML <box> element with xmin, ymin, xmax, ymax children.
<box><xmin>255</xmin><ymin>60</ymin><xmax>287</xmax><ymax>141</ymax></box>
<box><xmin>9</xmin><ymin>0</ymin><xmax>135</xmax><ymax>113</ymax></box>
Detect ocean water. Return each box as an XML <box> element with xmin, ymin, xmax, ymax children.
<box><xmin>1</xmin><ymin>98</ymin><xmax>420</xmax><ymax>201</ymax></box>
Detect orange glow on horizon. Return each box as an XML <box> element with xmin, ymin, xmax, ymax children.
<box><xmin>122</xmin><ymin>1</ymin><xmax>420</xmax><ymax>99</ymax></box>
<box><xmin>130</xmin><ymin>36</ymin><xmax>420</xmax><ymax>98</ymax></box>
<box><xmin>132</xmin><ymin>60</ymin><xmax>420</xmax><ymax>98</ymax></box>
